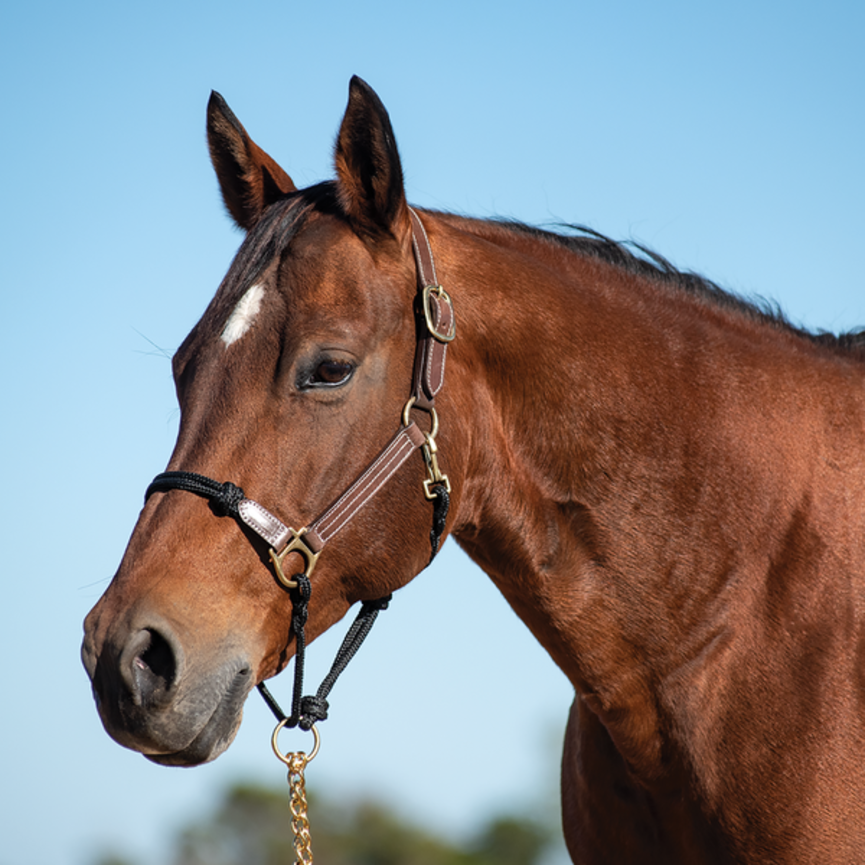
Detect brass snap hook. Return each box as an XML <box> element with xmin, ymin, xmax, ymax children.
<box><xmin>421</xmin><ymin>433</ymin><xmax>451</xmax><ymax>500</ymax></box>
<box><xmin>404</xmin><ymin>397</ymin><xmax>450</xmax><ymax>499</ymax></box>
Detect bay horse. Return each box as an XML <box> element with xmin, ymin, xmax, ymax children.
<box><xmin>82</xmin><ymin>77</ymin><xmax>865</xmax><ymax>864</ymax></box>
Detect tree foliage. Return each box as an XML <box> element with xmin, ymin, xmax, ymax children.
<box><xmin>165</xmin><ymin>781</ymin><xmax>556</xmax><ymax>865</ymax></box>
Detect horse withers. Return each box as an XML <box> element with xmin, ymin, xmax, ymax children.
<box><xmin>82</xmin><ymin>77</ymin><xmax>865</xmax><ymax>863</ymax></box>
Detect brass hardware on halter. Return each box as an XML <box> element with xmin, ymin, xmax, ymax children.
<box><xmin>421</xmin><ymin>433</ymin><xmax>451</xmax><ymax>500</ymax></box>
<box><xmin>422</xmin><ymin>284</ymin><xmax>456</xmax><ymax>343</ymax></box>
<box><xmin>402</xmin><ymin>395</ymin><xmax>439</xmax><ymax>437</ymax></box>
<box><xmin>271</xmin><ymin>718</ymin><xmax>321</xmax><ymax>764</ymax></box>
<box><xmin>269</xmin><ymin>528</ymin><xmax>321</xmax><ymax>589</ymax></box>
<box><xmin>272</xmin><ymin>720</ymin><xmax>320</xmax><ymax>864</ymax></box>
<box><xmin>403</xmin><ymin>396</ymin><xmax>451</xmax><ymax>500</ymax></box>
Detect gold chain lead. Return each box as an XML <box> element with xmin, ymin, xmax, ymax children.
<box><xmin>272</xmin><ymin>721</ymin><xmax>321</xmax><ymax>865</ymax></box>
<box><xmin>287</xmin><ymin>753</ymin><xmax>314</xmax><ymax>864</ymax></box>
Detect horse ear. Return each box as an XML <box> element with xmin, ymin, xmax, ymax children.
<box><xmin>206</xmin><ymin>91</ymin><xmax>297</xmax><ymax>230</ymax></box>
<box><xmin>334</xmin><ymin>77</ymin><xmax>409</xmax><ymax>239</ymax></box>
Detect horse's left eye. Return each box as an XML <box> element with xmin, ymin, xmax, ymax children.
<box><xmin>307</xmin><ymin>359</ymin><xmax>355</xmax><ymax>387</ymax></box>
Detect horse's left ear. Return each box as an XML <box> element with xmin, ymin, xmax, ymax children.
<box><xmin>334</xmin><ymin>77</ymin><xmax>409</xmax><ymax>240</ymax></box>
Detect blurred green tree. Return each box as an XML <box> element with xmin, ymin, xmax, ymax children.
<box><xmin>161</xmin><ymin>781</ymin><xmax>557</xmax><ymax>865</ymax></box>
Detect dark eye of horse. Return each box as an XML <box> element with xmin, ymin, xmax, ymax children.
<box><xmin>306</xmin><ymin>359</ymin><xmax>355</xmax><ymax>388</ymax></box>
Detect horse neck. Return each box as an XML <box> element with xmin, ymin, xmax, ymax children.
<box><xmin>438</xmin><ymin>214</ymin><xmax>865</xmax><ymax>777</ymax></box>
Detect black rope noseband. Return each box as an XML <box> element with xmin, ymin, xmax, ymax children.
<box><xmin>258</xmin><ymin>577</ymin><xmax>394</xmax><ymax>731</ymax></box>
<box><xmin>146</xmin><ymin>471</ymin><xmax>245</xmax><ymax>518</ymax></box>
<box><xmin>145</xmin><ymin>474</ymin><xmax>449</xmax><ymax>730</ymax></box>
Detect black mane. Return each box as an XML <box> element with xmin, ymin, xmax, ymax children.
<box><xmin>501</xmin><ymin>220</ymin><xmax>865</xmax><ymax>361</ymax></box>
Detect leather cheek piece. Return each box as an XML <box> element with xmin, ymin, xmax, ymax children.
<box><xmin>424</xmin><ymin>295</ymin><xmax>451</xmax><ymax>397</ymax></box>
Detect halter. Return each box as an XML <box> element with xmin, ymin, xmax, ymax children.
<box><xmin>144</xmin><ymin>207</ymin><xmax>454</xmax><ymax>731</ymax></box>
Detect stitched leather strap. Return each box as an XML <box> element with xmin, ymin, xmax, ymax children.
<box><xmin>408</xmin><ymin>207</ymin><xmax>453</xmax><ymax>411</ymax></box>
<box><xmin>409</xmin><ymin>207</ymin><xmax>437</xmax><ymax>286</ymax></box>
<box><xmin>307</xmin><ymin>422</ymin><xmax>426</xmax><ymax>549</ymax></box>
<box><xmin>234</xmin><ymin>423</ymin><xmax>426</xmax><ymax>556</ymax></box>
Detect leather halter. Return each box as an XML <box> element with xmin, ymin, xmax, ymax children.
<box><xmin>146</xmin><ymin>207</ymin><xmax>454</xmax><ymax>590</ymax></box>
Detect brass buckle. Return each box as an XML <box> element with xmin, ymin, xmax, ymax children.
<box><xmin>269</xmin><ymin>528</ymin><xmax>320</xmax><ymax>589</ymax></box>
<box><xmin>422</xmin><ymin>284</ymin><xmax>456</xmax><ymax>343</ymax></box>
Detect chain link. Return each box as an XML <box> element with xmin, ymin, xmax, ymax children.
<box><xmin>272</xmin><ymin>721</ymin><xmax>319</xmax><ymax>865</ymax></box>
<box><xmin>286</xmin><ymin>752</ymin><xmax>314</xmax><ymax>864</ymax></box>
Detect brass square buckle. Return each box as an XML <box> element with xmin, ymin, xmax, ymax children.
<box><xmin>422</xmin><ymin>284</ymin><xmax>456</xmax><ymax>343</ymax></box>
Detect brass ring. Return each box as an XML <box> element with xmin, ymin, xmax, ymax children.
<box><xmin>271</xmin><ymin>718</ymin><xmax>321</xmax><ymax>765</ymax></box>
<box><xmin>428</xmin><ymin>407</ymin><xmax>440</xmax><ymax>440</ymax></box>
<box><xmin>402</xmin><ymin>396</ymin><xmax>439</xmax><ymax>440</ymax></box>
<box><xmin>401</xmin><ymin>396</ymin><xmax>417</xmax><ymax>427</ymax></box>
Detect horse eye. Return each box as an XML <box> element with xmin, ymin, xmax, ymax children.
<box><xmin>307</xmin><ymin>359</ymin><xmax>354</xmax><ymax>387</ymax></box>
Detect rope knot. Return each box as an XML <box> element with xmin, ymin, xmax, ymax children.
<box><xmin>210</xmin><ymin>481</ymin><xmax>245</xmax><ymax>518</ymax></box>
<box><xmin>299</xmin><ymin>696</ymin><xmax>329</xmax><ymax>728</ymax></box>
<box><xmin>291</xmin><ymin>574</ymin><xmax>312</xmax><ymax>604</ymax></box>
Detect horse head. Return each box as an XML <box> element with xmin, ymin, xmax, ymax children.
<box><xmin>82</xmin><ymin>78</ymin><xmax>461</xmax><ymax>765</ymax></box>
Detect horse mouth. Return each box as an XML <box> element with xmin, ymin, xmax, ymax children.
<box><xmin>142</xmin><ymin>665</ymin><xmax>254</xmax><ymax>766</ymax></box>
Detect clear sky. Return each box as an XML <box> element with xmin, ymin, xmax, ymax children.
<box><xmin>2</xmin><ymin>2</ymin><xmax>863</xmax><ymax>864</ymax></box>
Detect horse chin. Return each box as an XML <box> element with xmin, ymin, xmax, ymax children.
<box><xmin>143</xmin><ymin>670</ymin><xmax>252</xmax><ymax>767</ymax></box>
<box><xmin>143</xmin><ymin>714</ymin><xmax>241</xmax><ymax>767</ymax></box>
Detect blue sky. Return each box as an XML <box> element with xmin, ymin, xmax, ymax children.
<box><xmin>2</xmin><ymin>2</ymin><xmax>863</xmax><ymax>864</ymax></box>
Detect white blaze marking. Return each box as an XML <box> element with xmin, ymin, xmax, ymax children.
<box><xmin>221</xmin><ymin>283</ymin><xmax>265</xmax><ymax>346</ymax></box>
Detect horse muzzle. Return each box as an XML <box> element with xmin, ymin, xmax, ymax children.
<box><xmin>81</xmin><ymin>607</ymin><xmax>254</xmax><ymax>766</ymax></box>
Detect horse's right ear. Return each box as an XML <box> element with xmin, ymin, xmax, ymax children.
<box><xmin>206</xmin><ymin>92</ymin><xmax>297</xmax><ymax>230</ymax></box>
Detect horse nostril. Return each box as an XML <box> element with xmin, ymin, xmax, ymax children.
<box><xmin>139</xmin><ymin>628</ymin><xmax>175</xmax><ymax>684</ymax></box>
<box><xmin>126</xmin><ymin>628</ymin><xmax>178</xmax><ymax>708</ymax></box>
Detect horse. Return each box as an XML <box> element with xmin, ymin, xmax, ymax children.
<box><xmin>82</xmin><ymin>77</ymin><xmax>865</xmax><ymax>864</ymax></box>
